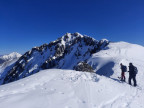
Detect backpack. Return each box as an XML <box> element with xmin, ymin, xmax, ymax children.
<box><xmin>134</xmin><ymin>66</ymin><xmax>138</xmax><ymax>74</ymax></box>
<box><xmin>123</xmin><ymin>65</ymin><xmax>127</xmax><ymax>72</ymax></box>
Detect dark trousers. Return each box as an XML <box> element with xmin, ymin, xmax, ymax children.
<box><xmin>121</xmin><ymin>72</ymin><xmax>125</xmax><ymax>81</ymax></box>
<box><xmin>129</xmin><ymin>75</ymin><xmax>137</xmax><ymax>86</ymax></box>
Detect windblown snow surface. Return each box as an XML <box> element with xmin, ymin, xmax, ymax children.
<box><xmin>0</xmin><ymin>42</ymin><xmax>144</xmax><ymax>108</ymax></box>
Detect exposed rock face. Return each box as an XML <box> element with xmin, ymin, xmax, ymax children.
<box><xmin>74</xmin><ymin>61</ymin><xmax>94</xmax><ymax>72</ymax></box>
<box><xmin>1</xmin><ymin>33</ymin><xmax>109</xmax><ymax>84</ymax></box>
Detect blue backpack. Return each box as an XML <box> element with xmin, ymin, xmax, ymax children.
<box><xmin>123</xmin><ymin>65</ymin><xmax>127</xmax><ymax>72</ymax></box>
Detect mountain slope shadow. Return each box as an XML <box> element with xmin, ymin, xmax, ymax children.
<box><xmin>96</xmin><ymin>61</ymin><xmax>115</xmax><ymax>77</ymax></box>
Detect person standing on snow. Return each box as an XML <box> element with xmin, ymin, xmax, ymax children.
<box><xmin>120</xmin><ymin>63</ymin><xmax>127</xmax><ymax>82</ymax></box>
<box><xmin>128</xmin><ymin>63</ymin><xmax>137</xmax><ymax>87</ymax></box>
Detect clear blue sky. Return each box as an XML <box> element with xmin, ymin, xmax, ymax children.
<box><xmin>0</xmin><ymin>0</ymin><xmax>144</xmax><ymax>55</ymax></box>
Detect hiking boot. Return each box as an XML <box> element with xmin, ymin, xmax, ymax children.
<box><xmin>134</xmin><ymin>84</ymin><xmax>137</xmax><ymax>87</ymax></box>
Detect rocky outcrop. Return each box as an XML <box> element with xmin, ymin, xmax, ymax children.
<box><xmin>74</xmin><ymin>61</ymin><xmax>94</xmax><ymax>72</ymax></box>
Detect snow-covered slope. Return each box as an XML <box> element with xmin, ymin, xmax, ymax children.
<box><xmin>88</xmin><ymin>42</ymin><xmax>144</xmax><ymax>80</ymax></box>
<box><xmin>0</xmin><ymin>69</ymin><xmax>143</xmax><ymax>108</ymax></box>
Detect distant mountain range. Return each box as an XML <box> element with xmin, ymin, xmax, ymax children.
<box><xmin>0</xmin><ymin>52</ymin><xmax>21</xmax><ymax>65</ymax></box>
<box><xmin>0</xmin><ymin>52</ymin><xmax>21</xmax><ymax>83</ymax></box>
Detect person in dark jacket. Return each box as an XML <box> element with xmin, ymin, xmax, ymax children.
<box><xmin>120</xmin><ymin>63</ymin><xmax>126</xmax><ymax>81</ymax></box>
<box><xmin>128</xmin><ymin>63</ymin><xmax>137</xmax><ymax>86</ymax></box>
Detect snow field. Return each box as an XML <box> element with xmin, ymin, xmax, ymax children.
<box><xmin>0</xmin><ymin>69</ymin><xmax>143</xmax><ymax>108</ymax></box>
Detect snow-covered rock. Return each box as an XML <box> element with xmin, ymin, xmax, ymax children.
<box><xmin>74</xmin><ymin>61</ymin><xmax>94</xmax><ymax>72</ymax></box>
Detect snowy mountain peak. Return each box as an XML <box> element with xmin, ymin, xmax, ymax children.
<box><xmin>60</xmin><ymin>32</ymin><xmax>85</xmax><ymax>45</ymax></box>
<box><xmin>63</xmin><ymin>32</ymin><xmax>83</xmax><ymax>39</ymax></box>
<box><xmin>0</xmin><ymin>33</ymin><xmax>109</xmax><ymax>84</ymax></box>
